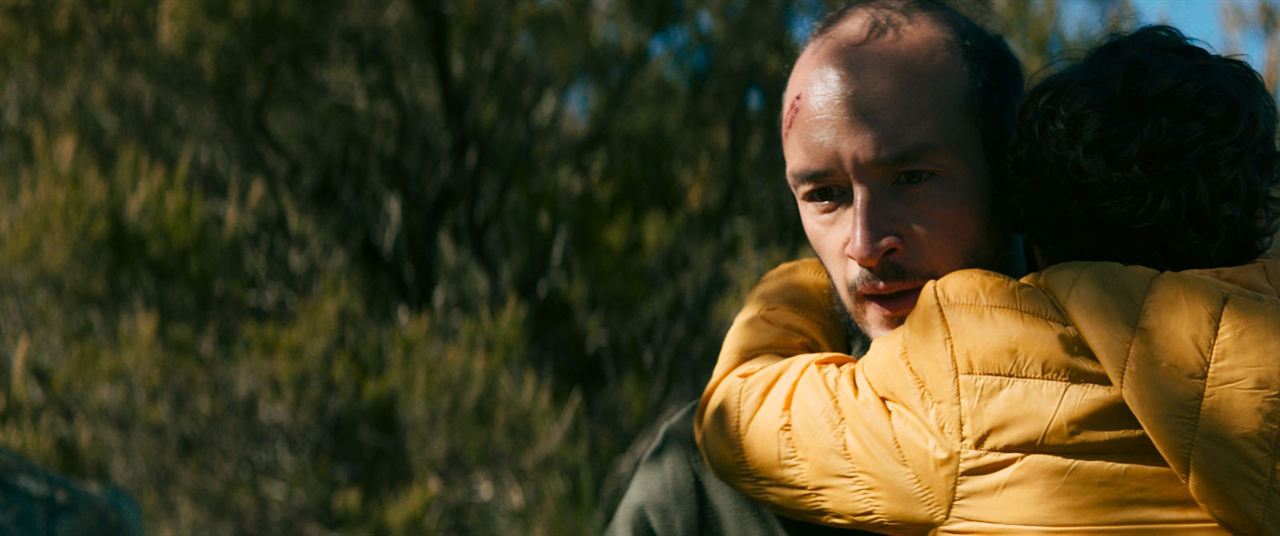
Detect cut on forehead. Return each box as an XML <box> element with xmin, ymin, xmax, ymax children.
<box><xmin>781</xmin><ymin>9</ymin><xmax>964</xmax><ymax>129</ymax></box>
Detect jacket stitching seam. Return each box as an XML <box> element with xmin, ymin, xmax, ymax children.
<box><xmin>1248</xmin><ymin>260</ymin><xmax>1280</xmax><ymax>521</ymax></box>
<box><xmin>734</xmin><ymin>375</ymin><xmax>781</xmax><ymax>510</ymax></box>
<box><xmin>1060</xmin><ymin>265</ymin><xmax>1089</xmax><ymax>309</ymax></box>
<box><xmin>893</xmin><ymin>325</ymin><xmax>951</xmax><ymax>524</ymax></box>
<box><xmin>933</xmin><ymin>283</ymin><xmax>963</xmax><ymax>523</ymax></box>
<box><xmin>935</xmin><ymin>301</ymin><xmax>1066</xmax><ymax>325</ymax></box>
<box><xmin>746</xmin><ymin>301</ymin><xmax>870</xmax><ymax>522</ymax></box>
<box><xmin>754</xmin><ymin>300</ymin><xmax>862</xmax><ymax>519</ymax></box>
<box><xmin>767</xmin><ymin>357</ymin><xmax>859</xmax><ymax>523</ymax></box>
<box><xmin>887</xmin><ymin>342</ymin><xmax>948</xmax><ymax>522</ymax></box>
<box><xmin>732</xmin><ymin>374</ymin><xmax>755</xmax><ymax>497</ymax></box>
<box><xmin>899</xmin><ymin>337</ymin><xmax>945</xmax><ymax>428</ymax></box>
<box><xmin>959</xmin><ymin>372</ymin><xmax>1112</xmax><ymax>387</ymax></box>
<box><xmin>795</xmin><ymin>411</ymin><xmax>838</xmax><ymax>521</ymax></box>
<box><xmin>818</xmin><ymin>363</ymin><xmax>888</xmax><ymax>525</ymax></box>
<box><xmin>1118</xmin><ymin>274</ymin><xmax>1159</xmax><ymax>391</ymax></box>
<box><xmin>1181</xmin><ymin>294</ymin><xmax>1228</xmax><ymax>481</ymax></box>
<box><xmin>1031</xmin><ymin>267</ymin><xmax>1079</xmax><ymax>329</ymax></box>
<box><xmin>957</xmin><ymin>445</ymin><xmax>1146</xmax><ymax>457</ymax></box>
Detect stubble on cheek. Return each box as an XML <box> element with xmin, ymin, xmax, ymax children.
<box><xmin>828</xmin><ymin>279</ymin><xmax>866</xmax><ymax>354</ymax></box>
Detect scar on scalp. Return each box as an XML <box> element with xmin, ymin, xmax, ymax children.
<box><xmin>783</xmin><ymin>92</ymin><xmax>803</xmax><ymax>141</ymax></box>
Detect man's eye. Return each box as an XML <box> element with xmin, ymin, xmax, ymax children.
<box><xmin>805</xmin><ymin>186</ymin><xmax>848</xmax><ymax>205</ymax></box>
<box><xmin>893</xmin><ymin>170</ymin><xmax>937</xmax><ymax>185</ymax></box>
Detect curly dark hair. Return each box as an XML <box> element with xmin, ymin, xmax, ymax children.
<box><xmin>1008</xmin><ymin>25</ymin><xmax>1280</xmax><ymax>271</ymax></box>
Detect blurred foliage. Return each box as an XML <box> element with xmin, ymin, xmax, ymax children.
<box><xmin>0</xmin><ymin>0</ymin><xmax>1274</xmax><ymax>534</ymax></box>
<box><xmin>1221</xmin><ymin>0</ymin><xmax>1280</xmax><ymax>96</ymax></box>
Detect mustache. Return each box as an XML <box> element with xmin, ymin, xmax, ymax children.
<box><xmin>846</xmin><ymin>261</ymin><xmax>929</xmax><ymax>294</ymax></box>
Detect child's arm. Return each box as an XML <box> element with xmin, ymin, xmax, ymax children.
<box><xmin>695</xmin><ymin>259</ymin><xmax>959</xmax><ymax>532</ymax></box>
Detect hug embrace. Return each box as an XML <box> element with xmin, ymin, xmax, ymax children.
<box><xmin>611</xmin><ymin>1</ymin><xmax>1280</xmax><ymax>534</ymax></box>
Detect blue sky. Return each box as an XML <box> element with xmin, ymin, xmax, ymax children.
<box><xmin>1061</xmin><ymin>0</ymin><xmax>1270</xmax><ymax>71</ymax></box>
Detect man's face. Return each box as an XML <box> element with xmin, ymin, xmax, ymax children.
<box><xmin>783</xmin><ymin>14</ymin><xmax>1003</xmax><ymax>339</ymax></box>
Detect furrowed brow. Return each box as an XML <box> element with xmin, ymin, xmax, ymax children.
<box><xmin>871</xmin><ymin>143</ymin><xmax>944</xmax><ymax>167</ymax></box>
<box><xmin>787</xmin><ymin>168</ymin><xmax>834</xmax><ymax>188</ymax></box>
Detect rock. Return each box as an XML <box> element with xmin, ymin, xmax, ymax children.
<box><xmin>0</xmin><ymin>448</ymin><xmax>142</xmax><ymax>536</ymax></box>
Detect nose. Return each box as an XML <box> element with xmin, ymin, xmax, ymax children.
<box><xmin>845</xmin><ymin>193</ymin><xmax>903</xmax><ymax>268</ymax></box>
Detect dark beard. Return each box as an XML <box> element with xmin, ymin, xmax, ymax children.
<box><xmin>829</xmin><ymin>282</ymin><xmax>871</xmax><ymax>357</ymax></box>
<box><xmin>816</xmin><ymin>232</ymin><xmax>1016</xmax><ymax>357</ymax></box>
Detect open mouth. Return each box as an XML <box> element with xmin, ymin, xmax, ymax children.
<box><xmin>860</xmin><ymin>286</ymin><xmax>923</xmax><ymax>316</ymax></box>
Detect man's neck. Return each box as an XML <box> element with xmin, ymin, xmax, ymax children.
<box><xmin>1005</xmin><ymin>234</ymin><xmax>1032</xmax><ymax>278</ymax></box>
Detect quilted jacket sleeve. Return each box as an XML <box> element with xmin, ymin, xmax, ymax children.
<box><xmin>695</xmin><ymin>259</ymin><xmax>960</xmax><ymax>532</ymax></box>
<box><xmin>1043</xmin><ymin>262</ymin><xmax>1280</xmax><ymax>535</ymax></box>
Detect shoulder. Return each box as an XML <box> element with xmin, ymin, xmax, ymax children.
<box><xmin>929</xmin><ymin>268</ymin><xmax>1065</xmax><ymax>323</ymax></box>
<box><xmin>606</xmin><ymin>402</ymin><xmax>701</xmax><ymax>535</ymax></box>
<box><xmin>1182</xmin><ymin>258</ymin><xmax>1280</xmax><ymax>299</ymax></box>
<box><xmin>606</xmin><ymin>402</ymin><xmax>794</xmax><ymax>536</ymax></box>
<box><xmin>912</xmin><ymin>268</ymin><xmax>1075</xmax><ymax>349</ymax></box>
<box><xmin>891</xmin><ymin>267</ymin><xmax>1110</xmax><ymax>386</ymax></box>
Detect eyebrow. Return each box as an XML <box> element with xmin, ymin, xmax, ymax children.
<box><xmin>873</xmin><ymin>142</ymin><xmax>945</xmax><ymax>166</ymax></box>
<box><xmin>786</xmin><ymin>142</ymin><xmax>946</xmax><ymax>187</ymax></box>
<box><xmin>787</xmin><ymin>168</ymin><xmax>834</xmax><ymax>188</ymax></box>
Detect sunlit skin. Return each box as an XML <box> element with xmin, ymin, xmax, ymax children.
<box><xmin>783</xmin><ymin>11</ymin><xmax>1003</xmax><ymax>339</ymax></box>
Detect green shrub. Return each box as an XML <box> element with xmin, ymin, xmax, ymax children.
<box><xmin>0</xmin><ymin>0</ymin><xmax>1237</xmax><ymax>533</ymax></box>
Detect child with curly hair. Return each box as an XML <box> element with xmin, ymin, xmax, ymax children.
<box><xmin>698</xmin><ymin>25</ymin><xmax>1280</xmax><ymax>534</ymax></box>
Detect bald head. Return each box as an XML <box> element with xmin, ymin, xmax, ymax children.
<box><xmin>785</xmin><ymin>0</ymin><xmax>1022</xmax><ymax>189</ymax></box>
<box><xmin>779</xmin><ymin>3</ymin><xmax>1015</xmax><ymax>339</ymax></box>
<box><xmin>783</xmin><ymin>9</ymin><xmax>966</xmax><ymax>144</ymax></box>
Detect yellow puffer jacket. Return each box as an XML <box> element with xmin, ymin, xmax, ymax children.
<box><xmin>696</xmin><ymin>258</ymin><xmax>1280</xmax><ymax>534</ymax></box>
